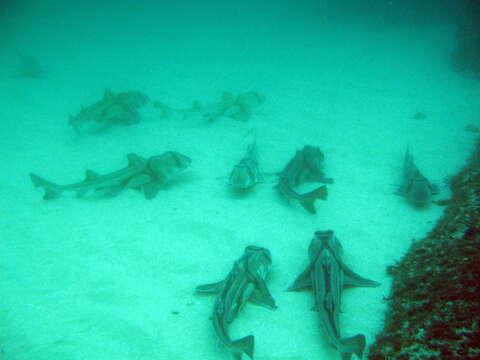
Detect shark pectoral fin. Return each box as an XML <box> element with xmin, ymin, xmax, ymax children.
<box><xmin>143</xmin><ymin>181</ymin><xmax>164</xmax><ymax>200</ymax></box>
<box><xmin>342</xmin><ymin>265</ymin><xmax>380</xmax><ymax>288</ymax></box>
<box><xmin>126</xmin><ymin>174</ymin><xmax>152</xmax><ymax>188</ymax></box>
<box><xmin>127</xmin><ymin>153</ymin><xmax>146</xmax><ymax>167</ymax></box>
<box><xmin>286</xmin><ymin>266</ymin><xmax>312</xmax><ymax>291</ymax></box>
<box><xmin>195</xmin><ymin>281</ymin><xmax>224</xmax><ymax>293</ymax></box>
<box><xmin>249</xmin><ymin>283</ymin><xmax>277</xmax><ymax>310</ymax></box>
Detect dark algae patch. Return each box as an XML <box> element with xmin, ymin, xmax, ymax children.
<box><xmin>368</xmin><ymin>140</ymin><xmax>480</xmax><ymax>360</ymax></box>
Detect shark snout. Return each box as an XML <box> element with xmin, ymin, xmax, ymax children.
<box><xmin>406</xmin><ymin>180</ymin><xmax>432</xmax><ymax>205</ymax></box>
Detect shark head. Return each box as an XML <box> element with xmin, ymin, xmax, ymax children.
<box><xmin>148</xmin><ymin>151</ymin><xmax>191</xmax><ymax>181</ymax></box>
<box><xmin>303</xmin><ymin>146</ymin><xmax>325</xmax><ymax>173</ymax></box>
<box><xmin>405</xmin><ymin>177</ymin><xmax>433</xmax><ymax>205</ymax></box>
<box><xmin>403</xmin><ymin>166</ymin><xmax>434</xmax><ymax>205</ymax></box>
<box><xmin>308</xmin><ymin>230</ymin><xmax>341</xmax><ymax>261</ymax></box>
<box><xmin>243</xmin><ymin>246</ymin><xmax>272</xmax><ymax>279</ymax></box>
<box><xmin>229</xmin><ymin>162</ymin><xmax>257</xmax><ymax>189</ymax></box>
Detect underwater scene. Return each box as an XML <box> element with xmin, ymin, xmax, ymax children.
<box><xmin>1</xmin><ymin>1</ymin><xmax>479</xmax><ymax>359</ymax></box>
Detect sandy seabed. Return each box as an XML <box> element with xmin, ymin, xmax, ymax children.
<box><xmin>1</xmin><ymin>2</ymin><xmax>479</xmax><ymax>360</ymax></box>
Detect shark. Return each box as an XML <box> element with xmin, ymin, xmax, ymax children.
<box><xmin>30</xmin><ymin>151</ymin><xmax>191</xmax><ymax>200</ymax></box>
<box><xmin>287</xmin><ymin>231</ymin><xmax>380</xmax><ymax>360</ymax></box>
<box><xmin>229</xmin><ymin>141</ymin><xmax>263</xmax><ymax>190</ymax></box>
<box><xmin>154</xmin><ymin>91</ymin><xmax>264</xmax><ymax>123</ymax></box>
<box><xmin>276</xmin><ymin>146</ymin><xmax>333</xmax><ymax>213</ymax></box>
<box><xmin>398</xmin><ymin>146</ymin><xmax>439</xmax><ymax>205</ymax></box>
<box><xmin>69</xmin><ymin>90</ymin><xmax>148</xmax><ymax>134</ymax></box>
<box><xmin>196</xmin><ymin>246</ymin><xmax>277</xmax><ymax>360</ymax></box>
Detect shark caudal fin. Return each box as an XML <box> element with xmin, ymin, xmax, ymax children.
<box><xmin>230</xmin><ymin>335</ymin><xmax>254</xmax><ymax>360</ymax></box>
<box><xmin>339</xmin><ymin>334</ymin><xmax>366</xmax><ymax>360</ymax></box>
<box><xmin>300</xmin><ymin>185</ymin><xmax>328</xmax><ymax>214</ymax></box>
<box><xmin>30</xmin><ymin>173</ymin><xmax>61</xmax><ymax>200</ymax></box>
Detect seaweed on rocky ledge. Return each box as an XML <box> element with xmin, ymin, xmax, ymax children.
<box><xmin>368</xmin><ymin>140</ymin><xmax>480</xmax><ymax>360</ymax></box>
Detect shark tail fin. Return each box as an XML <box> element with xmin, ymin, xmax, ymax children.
<box><xmin>339</xmin><ymin>334</ymin><xmax>366</xmax><ymax>360</ymax></box>
<box><xmin>300</xmin><ymin>185</ymin><xmax>328</xmax><ymax>214</ymax></box>
<box><xmin>30</xmin><ymin>173</ymin><xmax>60</xmax><ymax>200</ymax></box>
<box><xmin>230</xmin><ymin>335</ymin><xmax>254</xmax><ymax>360</ymax></box>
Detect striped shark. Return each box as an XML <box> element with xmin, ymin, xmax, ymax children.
<box><xmin>154</xmin><ymin>91</ymin><xmax>264</xmax><ymax>123</ymax></box>
<box><xmin>276</xmin><ymin>146</ymin><xmax>333</xmax><ymax>213</ymax></box>
<box><xmin>196</xmin><ymin>246</ymin><xmax>277</xmax><ymax>360</ymax></box>
<box><xmin>30</xmin><ymin>151</ymin><xmax>191</xmax><ymax>200</ymax></box>
<box><xmin>229</xmin><ymin>141</ymin><xmax>263</xmax><ymax>190</ymax></box>
<box><xmin>398</xmin><ymin>146</ymin><xmax>439</xmax><ymax>205</ymax></box>
<box><xmin>287</xmin><ymin>231</ymin><xmax>380</xmax><ymax>360</ymax></box>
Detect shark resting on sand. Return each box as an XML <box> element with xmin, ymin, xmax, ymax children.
<box><xmin>69</xmin><ymin>90</ymin><xmax>149</xmax><ymax>134</ymax></box>
<box><xmin>288</xmin><ymin>231</ymin><xmax>380</xmax><ymax>360</ymax></box>
<box><xmin>196</xmin><ymin>246</ymin><xmax>277</xmax><ymax>360</ymax></box>
<box><xmin>154</xmin><ymin>91</ymin><xmax>264</xmax><ymax>123</ymax></box>
<box><xmin>397</xmin><ymin>146</ymin><xmax>439</xmax><ymax>206</ymax></box>
<box><xmin>229</xmin><ymin>141</ymin><xmax>263</xmax><ymax>190</ymax></box>
<box><xmin>30</xmin><ymin>151</ymin><xmax>191</xmax><ymax>200</ymax></box>
<box><xmin>276</xmin><ymin>145</ymin><xmax>333</xmax><ymax>214</ymax></box>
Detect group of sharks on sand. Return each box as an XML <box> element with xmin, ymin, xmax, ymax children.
<box><xmin>27</xmin><ymin>145</ymin><xmax>441</xmax><ymax>360</ymax></box>
<box><xmin>196</xmin><ymin>231</ymin><xmax>380</xmax><ymax>360</ymax></box>
<box><xmin>228</xmin><ymin>140</ymin><xmax>440</xmax><ymax>209</ymax></box>
<box><xmin>28</xmin><ymin>143</ymin><xmax>334</xmax><ymax>215</ymax></box>
<box><xmin>29</xmin><ymin>142</ymin><xmax>440</xmax><ymax>213</ymax></box>
<box><xmin>27</xmin><ymin>88</ymin><xmax>442</xmax><ymax>360</ymax></box>
<box><xmin>68</xmin><ymin>89</ymin><xmax>264</xmax><ymax>134</ymax></box>
<box><xmin>51</xmin><ymin>86</ymin><xmax>439</xmax><ymax>208</ymax></box>
<box><xmin>229</xmin><ymin>142</ymin><xmax>333</xmax><ymax>213</ymax></box>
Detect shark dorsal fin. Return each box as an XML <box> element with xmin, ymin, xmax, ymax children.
<box><xmin>127</xmin><ymin>153</ymin><xmax>145</xmax><ymax>167</ymax></box>
<box><xmin>84</xmin><ymin>170</ymin><xmax>99</xmax><ymax>181</ymax></box>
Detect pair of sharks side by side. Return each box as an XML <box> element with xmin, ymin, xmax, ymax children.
<box><xmin>228</xmin><ymin>143</ymin><xmax>333</xmax><ymax>214</ymax></box>
<box><xmin>196</xmin><ymin>231</ymin><xmax>379</xmax><ymax>360</ymax></box>
<box><xmin>30</xmin><ymin>151</ymin><xmax>191</xmax><ymax>200</ymax></box>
